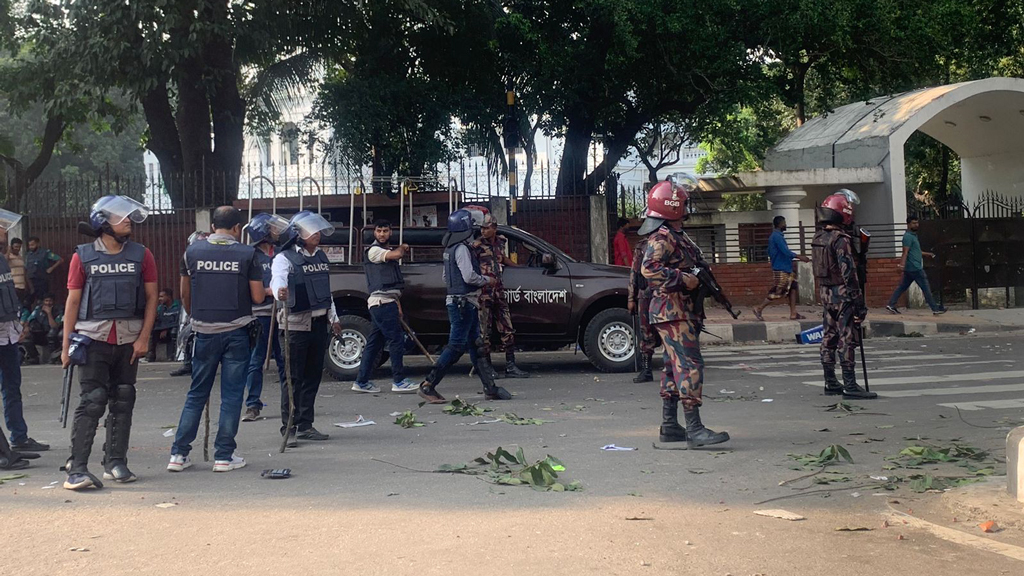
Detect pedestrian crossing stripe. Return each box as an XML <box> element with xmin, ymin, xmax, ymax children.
<box><xmin>937</xmin><ymin>399</ymin><xmax>1024</xmax><ymax>411</ymax></box>
<box><xmin>879</xmin><ymin>383</ymin><xmax>1024</xmax><ymax>398</ymax></box>
<box><xmin>748</xmin><ymin>360</ymin><xmax>1015</xmax><ymax>378</ymax></box>
<box><xmin>712</xmin><ymin>354</ymin><xmax>974</xmax><ymax>369</ymax></box>
<box><xmin>801</xmin><ymin>370</ymin><xmax>1024</xmax><ymax>387</ymax></box>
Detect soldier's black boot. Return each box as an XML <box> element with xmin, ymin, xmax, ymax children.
<box><xmin>633</xmin><ymin>354</ymin><xmax>654</xmax><ymax>383</ymax></box>
<box><xmin>841</xmin><ymin>367</ymin><xmax>877</xmax><ymax>400</ymax></box>
<box><xmin>659</xmin><ymin>397</ymin><xmax>687</xmax><ymax>442</ymax></box>
<box><xmin>169</xmin><ymin>361</ymin><xmax>192</xmax><ymax>377</ymax></box>
<box><xmin>823</xmin><ymin>364</ymin><xmax>843</xmax><ymax>395</ymax></box>
<box><xmin>683</xmin><ymin>406</ymin><xmax>730</xmax><ymax>448</ymax></box>
<box><xmin>504</xmin><ymin>352</ymin><xmax>531</xmax><ymax>379</ymax></box>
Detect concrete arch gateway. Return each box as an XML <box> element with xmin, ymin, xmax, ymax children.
<box><xmin>703</xmin><ymin>77</ymin><xmax>1024</xmax><ymax>252</ymax></box>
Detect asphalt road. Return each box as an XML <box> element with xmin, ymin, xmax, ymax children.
<box><xmin>3</xmin><ymin>332</ymin><xmax>1023</xmax><ymax>575</ymax></box>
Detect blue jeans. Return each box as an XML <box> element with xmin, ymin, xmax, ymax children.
<box><xmin>171</xmin><ymin>328</ymin><xmax>251</xmax><ymax>461</ymax></box>
<box><xmin>244</xmin><ymin>315</ymin><xmax>285</xmax><ymax>409</ymax></box>
<box><xmin>425</xmin><ymin>299</ymin><xmax>480</xmax><ymax>386</ymax></box>
<box><xmin>887</xmin><ymin>268</ymin><xmax>940</xmax><ymax>311</ymax></box>
<box><xmin>356</xmin><ymin>302</ymin><xmax>406</xmax><ymax>384</ymax></box>
<box><xmin>0</xmin><ymin>342</ymin><xmax>26</xmax><ymax>443</ymax></box>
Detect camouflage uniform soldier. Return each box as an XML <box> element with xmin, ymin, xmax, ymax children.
<box><xmin>627</xmin><ymin>235</ymin><xmax>660</xmax><ymax>382</ymax></box>
<box><xmin>812</xmin><ymin>190</ymin><xmax>875</xmax><ymax>399</ymax></box>
<box><xmin>471</xmin><ymin>212</ymin><xmax>529</xmax><ymax>378</ymax></box>
<box><xmin>639</xmin><ymin>178</ymin><xmax>730</xmax><ymax>448</ymax></box>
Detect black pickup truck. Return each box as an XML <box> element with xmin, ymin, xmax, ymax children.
<box><xmin>323</xmin><ymin>225</ymin><xmax>635</xmax><ymax>379</ymax></box>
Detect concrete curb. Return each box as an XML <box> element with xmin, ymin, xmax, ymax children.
<box><xmin>701</xmin><ymin>318</ymin><xmax>1024</xmax><ymax>345</ymax></box>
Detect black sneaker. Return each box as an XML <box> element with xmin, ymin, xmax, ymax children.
<box><xmin>63</xmin><ymin>471</ymin><xmax>104</xmax><ymax>490</ymax></box>
<box><xmin>103</xmin><ymin>463</ymin><xmax>138</xmax><ymax>483</ymax></box>
<box><xmin>297</xmin><ymin>427</ymin><xmax>329</xmax><ymax>441</ymax></box>
<box><xmin>885</xmin><ymin>305</ymin><xmax>900</xmax><ymax>315</ymax></box>
<box><xmin>169</xmin><ymin>365</ymin><xmax>192</xmax><ymax>377</ymax></box>
<box><xmin>242</xmin><ymin>407</ymin><xmax>261</xmax><ymax>422</ymax></box>
<box><xmin>933</xmin><ymin>307</ymin><xmax>947</xmax><ymax>315</ymax></box>
<box><xmin>12</xmin><ymin>438</ymin><xmax>49</xmax><ymax>452</ymax></box>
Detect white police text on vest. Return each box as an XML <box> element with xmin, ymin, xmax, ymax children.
<box><xmin>0</xmin><ymin>272</ymin><xmax>12</xmax><ymax>283</ymax></box>
<box><xmin>303</xmin><ymin>263</ymin><xmax>330</xmax><ymax>273</ymax></box>
<box><xmin>197</xmin><ymin>260</ymin><xmax>241</xmax><ymax>272</ymax></box>
<box><xmin>90</xmin><ymin>263</ymin><xmax>138</xmax><ymax>275</ymax></box>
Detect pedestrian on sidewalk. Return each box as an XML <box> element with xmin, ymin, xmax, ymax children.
<box><xmin>168</xmin><ymin>206</ymin><xmax>265</xmax><ymax>474</ymax></box>
<box><xmin>812</xmin><ymin>190</ymin><xmax>875</xmax><ymax>400</ymax></box>
<box><xmin>472</xmin><ymin>210</ymin><xmax>530</xmax><ymax>378</ymax></box>
<box><xmin>271</xmin><ymin>211</ymin><xmax>341</xmax><ymax>446</ymax></box>
<box><xmin>0</xmin><ymin>209</ymin><xmax>50</xmax><ymax>455</ymax></box>
<box><xmin>753</xmin><ymin>216</ymin><xmax>810</xmax><ymax>321</ymax></box>
<box><xmin>613</xmin><ymin>217</ymin><xmax>632</xmax><ymax>267</ymax></box>
<box><xmin>147</xmin><ymin>288</ymin><xmax>180</xmax><ymax>362</ymax></box>
<box><xmin>6</xmin><ymin>238</ymin><xmax>32</xmax><ymax>306</ymax></box>
<box><xmin>640</xmin><ymin>178</ymin><xmax>729</xmax><ymax>448</ymax></box>
<box><xmin>24</xmin><ymin>236</ymin><xmax>63</xmax><ymax>306</ymax></box>
<box><xmin>351</xmin><ymin>219</ymin><xmax>419</xmax><ymax>394</ymax></box>
<box><xmin>886</xmin><ymin>215</ymin><xmax>946</xmax><ymax>315</ymax></box>
<box><xmin>62</xmin><ymin>196</ymin><xmax>158</xmax><ymax>489</ymax></box>
<box><xmin>627</xmin><ymin>231</ymin><xmax>660</xmax><ymax>382</ymax></box>
<box><xmin>240</xmin><ymin>213</ymin><xmax>290</xmax><ymax>421</ymax></box>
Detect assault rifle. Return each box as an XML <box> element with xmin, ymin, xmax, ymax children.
<box><xmin>690</xmin><ymin>260</ymin><xmax>741</xmax><ymax>320</ymax></box>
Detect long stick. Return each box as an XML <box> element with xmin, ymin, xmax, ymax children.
<box><xmin>202</xmin><ymin>398</ymin><xmax>210</xmax><ymax>462</ymax></box>
<box><xmin>400</xmin><ymin>317</ymin><xmax>434</xmax><ymax>363</ymax></box>
<box><xmin>632</xmin><ymin>314</ymin><xmax>639</xmax><ymax>372</ymax></box>
<box><xmin>279</xmin><ymin>305</ymin><xmax>294</xmax><ymax>453</ymax></box>
<box><xmin>858</xmin><ymin>325</ymin><xmax>870</xmax><ymax>393</ymax></box>
<box><xmin>263</xmin><ymin>300</ymin><xmax>277</xmax><ymax>371</ymax></box>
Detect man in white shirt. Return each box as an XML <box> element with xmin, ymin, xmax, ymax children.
<box><xmin>270</xmin><ymin>211</ymin><xmax>342</xmax><ymax>446</ymax></box>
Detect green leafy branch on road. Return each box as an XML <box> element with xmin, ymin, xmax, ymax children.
<box><xmin>394</xmin><ymin>410</ymin><xmax>425</xmax><ymax>428</ymax></box>
<box><xmin>443</xmin><ymin>398</ymin><xmax>492</xmax><ymax>417</ymax></box>
<box><xmin>497</xmin><ymin>413</ymin><xmax>551</xmax><ymax>426</ymax></box>
<box><xmin>438</xmin><ymin>447</ymin><xmax>582</xmax><ymax>492</ymax></box>
<box><xmin>0</xmin><ymin>473</ymin><xmax>28</xmax><ymax>485</ymax></box>
<box><xmin>788</xmin><ymin>444</ymin><xmax>854</xmax><ymax>469</ymax></box>
<box><xmin>880</xmin><ymin>442</ymin><xmax>998</xmax><ymax>493</ymax></box>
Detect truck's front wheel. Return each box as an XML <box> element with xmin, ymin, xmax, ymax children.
<box><xmin>325</xmin><ymin>315</ymin><xmax>384</xmax><ymax>381</ymax></box>
<box><xmin>583</xmin><ymin>308</ymin><xmax>636</xmax><ymax>373</ymax></box>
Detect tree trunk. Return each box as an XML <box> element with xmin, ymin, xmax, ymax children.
<box><xmin>521</xmin><ymin>121</ymin><xmax>539</xmax><ymax>198</ymax></box>
<box><xmin>938</xmin><ymin>143</ymin><xmax>949</xmax><ymax>199</ymax></box>
<box><xmin>555</xmin><ymin>112</ymin><xmax>595</xmax><ymax>196</ymax></box>
<box><xmin>205</xmin><ymin>0</ymin><xmax>245</xmax><ymax>206</ymax></box>
<box><xmin>175</xmin><ymin>58</ymin><xmax>213</xmax><ymax>207</ymax></box>
<box><xmin>580</xmin><ymin>112</ymin><xmax>648</xmax><ymax>194</ymax></box>
<box><xmin>793</xmin><ymin>63</ymin><xmax>810</xmax><ymax>127</ymax></box>
<box><xmin>141</xmin><ymin>84</ymin><xmax>185</xmax><ymax>208</ymax></box>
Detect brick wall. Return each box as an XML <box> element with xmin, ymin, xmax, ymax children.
<box><xmin>863</xmin><ymin>257</ymin><xmax>904</xmax><ymax>308</ymax></box>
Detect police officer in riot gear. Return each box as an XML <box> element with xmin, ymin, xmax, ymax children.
<box><xmin>812</xmin><ymin>191</ymin><xmax>876</xmax><ymax>400</ymax></box>
<box><xmin>62</xmin><ymin>196</ymin><xmax>159</xmax><ymax>490</ymax></box>
<box><xmin>0</xmin><ymin>209</ymin><xmax>49</xmax><ymax>454</ymax></box>
<box><xmin>241</xmin><ymin>213</ymin><xmax>290</xmax><ymax>421</ymax></box>
<box><xmin>168</xmin><ymin>207</ymin><xmax>265</xmax><ymax>473</ymax></box>
<box><xmin>270</xmin><ymin>210</ymin><xmax>342</xmax><ymax>446</ymax></box>
<box><xmin>417</xmin><ymin>209</ymin><xmax>512</xmax><ymax>404</ymax></box>
<box><xmin>352</xmin><ymin>219</ymin><xmax>420</xmax><ymax>394</ymax></box>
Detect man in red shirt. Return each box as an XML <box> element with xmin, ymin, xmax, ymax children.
<box><xmin>613</xmin><ymin>217</ymin><xmax>632</xmax><ymax>267</ymax></box>
<box><xmin>61</xmin><ymin>196</ymin><xmax>158</xmax><ymax>490</ymax></box>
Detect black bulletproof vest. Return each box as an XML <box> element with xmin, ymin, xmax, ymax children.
<box><xmin>0</xmin><ymin>257</ymin><xmax>19</xmax><ymax>322</ymax></box>
<box><xmin>77</xmin><ymin>241</ymin><xmax>146</xmax><ymax>321</ymax></box>
<box><xmin>253</xmin><ymin>248</ymin><xmax>274</xmax><ymax>312</ymax></box>
<box><xmin>444</xmin><ymin>243</ymin><xmax>480</xmax><ymax>296</ymax></box>
<box><xmin>186</xmin><ymin>240</ymin><xmax>255</xmax><ymax>323</ymax></box>
<box><xmin>812</xmin><ymin>229</ymin><xmax>845</xmax><ymax>287</ymax></box>
<box><xmin>283</xmin><ymin>249</ymin><xmax>332</xmax><ymax>312</ymax></box>
<box><xmin>363</xmin><ymin>241</ymin><xmax>405</xmax><ymax>294</ymax></box>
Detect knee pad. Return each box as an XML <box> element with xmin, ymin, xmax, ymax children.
<box><xmin>84</xmin><ymin>387</ymin><xmax>108</xmax><ymax>419</ymax></box>
<box><xmin>112</xmin><ymin>385</ymin><xmax>136</xmax><ymax>413</ymax></box>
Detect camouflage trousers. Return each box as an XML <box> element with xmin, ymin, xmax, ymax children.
<box><xmin>653</xmin><ymin>319</ymin><xmax>704</xmax><ymax>407</ymax></box>
<box><xmin>637</xmin><ymin>292</ymin><xmax>661</xmax><ymax>356</ymax></box>
<box><xmin>478</xmin><ymin>290</ymin><xmax>515</xmax><ymax>357</ymax></box>
<box><xmin>820</xmin><ymin>301</ymin><xmax>858</xmax><ymax>369</ymax></box>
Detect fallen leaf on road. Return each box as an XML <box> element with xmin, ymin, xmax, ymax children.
<box><xmin>688</xmin><ymin>468</ymin><xmax>710</xmax><ymax>474</ymax></box>
<box><xmin>753</xmin><ymin>509</ymin><xmax>805</xmax><ymax>521</ymax></box>
<box><xmin>155</xmin><ymin>503</ymin><xmax>177</xmax><ymax>509</ymax></box>
<box><xmin>626</xmin><ymin>517</ymin><xmax>653</xmax><ymax>521</ymax></box>
<box><xmin>979</xmin><ymin>521</ymin><xmax>999</xmax><ymax>533</ymax></box>
<box><xmin>835</xmin><ymin>526</ymin><xmax>872</xmax><ymax>532</ymax></box>
<box><xmin>69</xmin><ymin>548</ymin><xmax>89</xmax><ymax>552</ymax></box>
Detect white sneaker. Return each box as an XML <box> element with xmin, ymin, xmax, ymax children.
<box><xmin>391</xmin><ymin>379</ymin><xmax>420</xmax><ymax>393</ymax></box>
<box><xmin>167</xmin><ymin>454</ymin><xmax>192</xmax><ymax>472</ymax></box>
<box><xmin>213</xmin><ymin>454</ymin><xmax>246</xmax><ymax>472</ymax></box>
<box><xmin>351</xmin><ymin>381</ymin><xmax>381</xmax><ymax>393</ymax></box>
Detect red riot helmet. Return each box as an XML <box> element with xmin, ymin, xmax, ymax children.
<box><xmin>638</xmin><ymin>175</ymin><xmax>695</xmax><ymax>235</ymax></box>
<box><xmin>817</xmin><ymin>188</ymin><xmax>859</xmax><ymax>226</ymax></box>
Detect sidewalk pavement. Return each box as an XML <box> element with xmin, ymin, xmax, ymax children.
<box><xmin>701</xmin><ymin>305</ymin><xmax>1024</xmax><ymax>344</ymax></box>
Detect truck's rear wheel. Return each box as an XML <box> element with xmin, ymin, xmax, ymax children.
<box><xmin>583</xmin><ymin>308</ymin><xmax>635</xmax><ymax>373</ymax></box>
<box><xmin>325</xmin><ymin>315</ymin><xmax>385</xmax><ymax>381</ymax></box>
